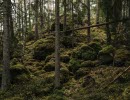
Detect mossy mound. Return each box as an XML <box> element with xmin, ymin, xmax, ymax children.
<box><xmin>98</xmin><ymin>45</ymin><xmax>115</xmax><ymax>65</ymax></box>
<box><xmin>88</xmin><ymin>42</ymin><xmax>102</xmax><ymax>54</ymax></box>
<box><xmin>10</xmin><ymin>63</ymin><xmax>29</xmax><ymax>83</ymax></box>
<box><xmin>60</xmin><ymin>54</ymin><xmax>70</xmax><ymax>63</ymax></box>
<box><xmin>114</xmin><ymin>49</ymin><xmax>130</xmax><ymax>67</ymax></box>
<box><xmin>81</xmin><ymin>60</ymin><xmax>98</xmax><ymax>68</ymax></box>
<box><xmin>72</xmin><ymin>44</ymin><xmax>97</xmax><ymax>61</ymax></box>
<box><xmin>60</xmin><ymin>67</ymin><xmax>70</xmax><ymax>83</ymax></box>
<box><xmin>44</xmin><ymin>61</ymin><xmax>55</xmax><ymax>72</ymax></box>
<box><xmin>33</xmin><ymin>39</ymin><xmax>55</xmax><ymax>60</ymax></box>
<box><xmin>68</xmin><ymin>59</ymin><xmax>81</xmax><ymax>73</ymax></box>
<box><xmin>61</xmin><ymin>36</ymin><xmax>76</xmax><ymax>48</ymax></box>
<box><xmin>75</xmin><ymin>68</ymin><xmax>89</xmax><ymax>79</ymax></box>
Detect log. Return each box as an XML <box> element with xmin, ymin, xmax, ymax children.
<box><xmin>103</xmin><ymin>66</ymin><xmax>130</xmax><ymax>89</ymax></box>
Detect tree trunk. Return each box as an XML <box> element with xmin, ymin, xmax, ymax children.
<box><xmin>96</xmin><ymin>0</ymin><xmax>100</xmax><ymax>24</ymax></box>
<box><xmin>55</xmin><ymin>0</ymin><xmax>61</xmax><ymax>88</ymax></box>
<box><xmin>63</xmin><ymin>0</ymin><xmax>67</xmax><ymax>33</ymax></box>
<box><xmin>106</xmin><ymin>11</ymin><xmax>111</xmax><ymax>44</ymax></box>
<box><xmin>35</xmin><ymin>0</ymin><xmax>39</xmax><ymax>40</ymax></box>
<box><xmin>87</xmin><ymin>0</ymin><xmax>91</xmax><ymax>43</ymax></box>
<box><xmin>1</xmin><ymin>0</ymin><xmax>11</xmax><ymax>91</ymax></box>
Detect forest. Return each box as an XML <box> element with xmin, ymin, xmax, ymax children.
<box><xmin>0</xmin><ymin>0</ymin><xmax>130</xmax><ymax>100</ymax></box>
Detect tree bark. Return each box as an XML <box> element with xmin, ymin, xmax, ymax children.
<box><xmin>55</xmin><ymin>0</ymin><xmax>61</xmax><ymax>88</ymax></box>
<box><xmin>1</xmin><ymin>0</ymin><xmax>11</xmax><ymax>91</ymax></box>
<box><xmin>35</xmin><ymin>0</ymin><xmax>39</xmax><ymax>40</ymax></box>
<box><xmin>87</xmin><ymin>0</ymin><xmax>91</xmax><ymax>43</ymax></box>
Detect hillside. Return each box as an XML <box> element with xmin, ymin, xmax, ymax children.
<box><xmin>0</xmin><ymin>27</ymin><xmax>130</xmax><ymax>100</ymax></box>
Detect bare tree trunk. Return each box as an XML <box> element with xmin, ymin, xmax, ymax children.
<box><xmin>106</xmin><ymin>11</ymin><xmax>111</xmax><ymax>44</ymax></box>
<box><xmin>87</xmin><ymin>0</ymin><xmax>91</xmax><ymax>43</ymax></box>
<box><xmin>35</xmin><ymin>0</ymin><xmax>39</xmax><ymax>40</ymax></box>
<box><xmin>96</xmin><ymin>0</ymin><xmax>100</xmax><ymax>24</ymax></box>
<box><xmin>1</xmin><ymin>0</ymin><xmax>11</xmax><ymax>91</ymax></box>
<box><xmin>63</xmin><ymin>0</ymin><xmax>67</xmax><ymax>33</ymax></box>
<box><xmin>55</xmin><ymin>0</ymin><xmax>60</xmax><ymax>88</ymax></box>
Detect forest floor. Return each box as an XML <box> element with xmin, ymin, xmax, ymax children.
<box><xmin>0</xmin><ymin>28</ymin><xmax>130</xmax><ymax>100</ymax></box>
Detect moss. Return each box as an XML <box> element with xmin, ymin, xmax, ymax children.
<box><xmin>114</xmin><ymin>49</ymin><xmax>130</xmax><ymax>67</ymax></box>
<box><xmin>98</xmin><ymin>45</ymin><xmax>115</xmax><ymax>65</ymax></box>
<box><xmin>45</xmin><ymin>54</ymin><xmax>54</xmax><ymax>63</ymax></box>
<box><xmin>61</xmin><ymin>36</ymin><xmax>76</xmax><ymax>48</ymax></box>
<box><xmin>60</xmin><ymin>67</ymin><xmax>70</xmax><ymax>83</ymax></box>
<box><xmin>72</xmin><ymin>44</ymin><xmax>97</xmax><ymax>60</ymax></box>
<box><xmin>60</xmin><ymin>55</ymin><xmax>70</xmax><ymax>63</ymax></box>
<box><xmin>33</xmin><ymin>39</ymin><xmax>54</xmax><ymax>60</ymax></box>
<box><xmin>75</xmin><ymin>68</ymin><xmax>89</xmax><ymax>79</ymax></box>
<box><xmin>81</xmin><ymin>60</ymin><xmax>97</xmax><ymax>68</ymax></box>
<box><xmin>10</xmin><ymin>63</ymin><xmax>29</xmax><ymax>83</ymax></box>
<box><xmin>123</xmin><ymin>86</ymin><xmax>130</xmax><ymax>100</ymax></box>
<box><xmin>68</xmin><ymin>59</ymin><xmax>81</xmax><ymax>73</ymax></box>
<box><xmin>88</xmin><ymin>42</ymin><xmax>102</xmax><ymax>54</ymax></box>
<box><xmin>44</xmin><ymin>61</ymin><xmax>55</xmax><ymax>72</ymax></box>
<box><xmin>99</xmin><ymin>45</ymin><xmax>115</xmax><ymax>54</ymax></box>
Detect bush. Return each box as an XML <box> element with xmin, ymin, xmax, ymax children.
<box><xmin>33</xmin><ymin>39</ymin><xmax>54</xmax><ymax>60</ymax></box>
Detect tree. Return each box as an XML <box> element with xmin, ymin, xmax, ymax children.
<box><xmin>87</xmin><ymin>0</ymin><xmax>91</xmax><ymax>43</ymax></box>
<box><xmin>1</xmin><ymin>0</ymin><xmax>11</xmax><ymax>90</ymax></box>
<box><xmin>55</xmin><ymin>0</ymin><xmax>61</xmax><ymax>88</ymax></box>
<box><xmin>34</xmin><ymin>0</ymin><xmax>39</xmax><ymax>40</ymax></box>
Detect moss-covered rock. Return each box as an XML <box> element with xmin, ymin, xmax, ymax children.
<box><xmin>60</xmin><ymin>67</ymin><xmax>70</xmax><ymax>83</ymax></box>
<box><xmin>72</xmin><ymin>44</ymin><xmax>97</xmax><ymax>60</ymax></box>
<box><xmin>75</xmin><ymin>68</ymin><xmax>89</xmax><ymax>79</ymax></box>
<box><xmin>82</xmin><ymin>75</ymin><xmax>95</xmax><ymax>87</ymax></box>
<box><xmin>114</xmin><ymin>49</ymin><xmax>130</xmax><ymax>67</ymax></box>
<box><xmin>33</xmin><ymin>39</ymin><xmax>54</xmax><ymax>60</ymax></box>
<box><xmin>61</xmin><ymin>36</ymin><xmax>76</xmax><ymax>48</ymax></box>
<box><xmin>81</xmin><ymin>60</ymin><xmax>97</xmax><ymax>68</ymax></box>
<box><xmin>44</xmin><ymin>61</ymin><xmax>55</xmax><ymax>72</ymax></box>
<box><xmin>68</xmin><ymin>59</ymin><xmax>81</xmax><ymax>73</ymax></box>
<box><xmin>10</xmin><ymin>63</ymin><xmax>29</xmax><ymax>83</ymax></box>
<box><xmin>98</xmin><ymin>45</ymin><xmax>115</xmax><ymax>65</ymax></box>
<box><xmin>60</xmin><ymin>54</ymin><xmax>70</xmax><ymax>63</ymax></box>
<box><xmin>88</xmin><ymin>42</ymin><xmax>102</xmax><ymax>54</ymax></box>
